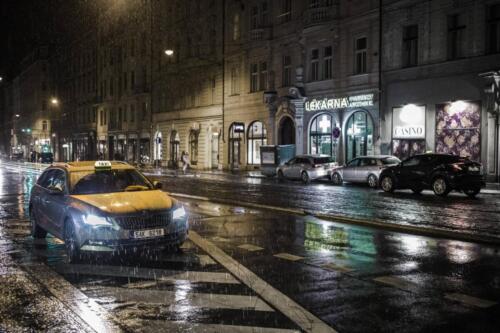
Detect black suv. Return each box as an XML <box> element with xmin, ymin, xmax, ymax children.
<box><xmin>379</xmin><ymin>154</ymin><xmax>485</xmax><ymax>198</ymax></box>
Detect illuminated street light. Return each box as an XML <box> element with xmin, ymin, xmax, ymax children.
<box><xmin>51</xmin><ymin>98</ymin><xmax>59</xmax><ymax>106</ymax></box>
<box><xmin>15</xmin><ymin>114</ymin><xmax>20</xmax><ymax>118</ymax></box>
<box><xmin>164</xmin><ymin>49</ymin><xmax>174</xmax><ymax>56</ymax></box>
<box><xmin>0</xmin><ymin>76</ymin><xmax>3</xmax><ymax>82</ymax></box>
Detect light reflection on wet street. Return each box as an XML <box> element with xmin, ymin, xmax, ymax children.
<box><xmin>1</xmin><ymin>163</ymin><xmax>500</xmax><ymax>332</ymax></box>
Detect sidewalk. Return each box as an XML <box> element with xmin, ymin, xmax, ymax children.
<box><xmin>0</xmin><ymin>238</ymin><xmax>93</xmax><ymax>332</ymax></box>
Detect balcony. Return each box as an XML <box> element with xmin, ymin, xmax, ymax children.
<box><xmin>304</xmin><ymin>6</ymin><xmax>338</xmax><ymax>27</ymax></box>
<box><xmin>249</xmin><ymin>27</ymin><xmax>272</xmax><ymax>41</ymax></box>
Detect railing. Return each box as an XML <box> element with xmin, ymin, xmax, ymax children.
<box><xmin>249</xmin><ymin>27</ymin><xmax>272</xmax><ymax>41</ymax></box>
<box><xmin>304</xmin><ymin>6</ymin><xmax>338</xmax><ymax>27</ymax></box>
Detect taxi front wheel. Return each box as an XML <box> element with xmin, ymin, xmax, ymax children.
<box><xmin>64</xmin><ymin>220</ymin><xmax>81</xmax><ymax>263</ymax></box>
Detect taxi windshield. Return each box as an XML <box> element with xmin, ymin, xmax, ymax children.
<box><xmin>70</xmin><ymin>169</ymin><xmax>153</xmax><ymax>195</ymax></box>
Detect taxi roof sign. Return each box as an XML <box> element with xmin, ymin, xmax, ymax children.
<box><xmin>95</xmin><ymin>161</ymin><xmax>112</xmax><ymax>171</ymax></box>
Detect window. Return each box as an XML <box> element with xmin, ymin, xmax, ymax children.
<box><xmin>100</xmin><ymin>110</ymin><xmax>103</xmax><ymax>125</ymax></box>
<box><xmin>231</xmin><ymin>67</ymin><xmax>240</xmax><ymax>95</ymax></box>
<box><xmin>402</xmin><ymin>156</ymin><xmax>421</xmax><ymax>167</ymax></box>
<box><xmin>402</xmin><ymin>25</ymin><xmax>418</xmax><ymax>67</ymax></box>
<box><xmin>282</xmin><ymin>55</ymin><xmax>292</xmax><ymax>87</ymax></box>
<box><xmin>142</xmin><ymin>102</ymin><xmax>147</xmax><ymax>120</ymax></box>
<box><xmin>110</xmin><ymin>79</ymin><xmax>114</xmax><ymax>96</ymax></box>
<box><xmin>347</xmin><ymin>159</ymin><xmax>359</xmax><ymax>167</ymax></box>
<box><xmin>259</xmin><ymin>62</ymin><xmax>268</xmax><ymax>91</ymax></box>
<box><xmin>355</xmin><ymin>37</ymin><xmax>367</xmax><ymax>74</ymax></box>
<box><xmin>487</xmin><ymin>4</ymin><xmax>500</xmax><ymax>53</ymax></box>
<box><xmin>310</xmin><ymin>49</ymin><xmax>319</xmax><ymax>81</ymax></box>
<box><xmin>130</xmin><ymin>104</ymin><xmax>135</xmax><ymax>122</ymax></box>
<box><xmin>247</xmin><ymin>121</ymin><xmax>267</xmax><ymax>165</ymax></box>
<box><xmin>131</xmin><ymin>71</ymin><xmax>135</xmax><ymax>88</ymax></box>
<box><xmin>233</xmin><ymin>14</ymin><xmax>240</xmax><ymax>40</ymax></box>
<box><xmin>42</xmin><ymin>120</ymin><xmax>48</xmax><ymax>131</ymax></box>
<box><xmin>123</xmin><ymin>105</ymin><xmax>128</xmax><ymax>122</ymax></box>
<box><xmin>447</xmin><ymin>14</ymin><xmax>466</xmax><ymax>60</ymax></box>
<box><xmin>309</xmin><ymin>114</ymin><xmax>337</xmax><ymax>160</ymax></box>
<box><xmin>323</xmin><ymin>46</ymin><xmax>332</xmax><ymax>79</ymax></box>
<box><xmin>261</xmin><ymin>2</ymin><xmax>269</xmax><ymax>26</ymax></box>
<box><xmin>250</xmin><ymin>63</ymin><xmax>259</xmax><ymax>92</ymax></box>
<box><xmin>189</xmin><ymin>130</ymin><xmax>199</xmax><ymax>165</ymax></box>
<box><xmin>123</xmin><ymin>72</ymin><xmax>128</xmax><ymax>90</ymax></box>
<box><xmin>279</xmin><ymin>0</ymin><xmax>291</xmax><ymax>23</ymax></box>
<box><xmin>251</xmin><ymin>6</ymin><xmax>259</xmax><ymax>29</ymax></box>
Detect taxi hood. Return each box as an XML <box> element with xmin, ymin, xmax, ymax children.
<box><xmin>71</xmin><ymin>190</ymin><xmax>174</xmax><ymax>215</ymax></box>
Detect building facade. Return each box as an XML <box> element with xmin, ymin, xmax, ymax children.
<box><xmin>151</xmin><ymin>0</ymin><xmax>224</xmax><ymax>170</ymax></box>
<box><xmin>380</xmin><ymin>0</ymin><xmax>500</xmax><ymax>182</ymax></box>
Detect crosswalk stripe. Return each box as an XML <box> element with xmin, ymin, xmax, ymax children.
<box><xmin>118</xmin><ymin>320</ymin><xmax>300</xmax><ymax>333</ymax></box>
<box><xmin>238</xmin><ymin>244</ymin><xmax>265</xmax><ymax>252</ymax></box>
<box><xmin>54</xmin><ymin>264</ymin><xmax>240</xmax><ymax>284</ymax></box>
<box><xmin>444</xmin><ymin>293</ymin><xmax>497</xmax><ymax>308</ymax></box>
<box><xmin>321</xmin><ymin>263</ymin><xmax>354</xmax><ymax>273</ymax></box>
<box><xmin>273</xmin><ymin>253</ymin><xmax>304</xmax><ymax>262</ymax></box>
<box><xmin>89</xmin><ymin>286</ymin><xmax>274</xmax><ymax>312</ymax></box>
<box><xmin>373</xmin><ymin>276</ymin><xmax>418</xmax><ymax>292</ymax></box>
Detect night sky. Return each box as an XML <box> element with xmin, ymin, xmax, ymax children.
<box><xmin>0</xmin><ymin>0</ymin><xmax>100</xmax><ymax>79</ymax></box>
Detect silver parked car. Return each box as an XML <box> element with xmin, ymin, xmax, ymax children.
<box><xmin>277</xmin><ymin>155</ymin><xmax>337</xmax><ymax>184</ymax></box>
<box><xmin>329</xmin><ymin>155</ymin><xmax>401</xmax><ymax>188</ymax></box>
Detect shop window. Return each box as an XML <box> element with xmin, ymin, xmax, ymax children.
<box><xmin>345</xmin><ymin>111</ymin><xmax>373</xmax><ymax>161</ymax></box>
<box><xmin>392</xmin><ymin>140</ymin><xmax>425</xmax><ymax>160</ymax></box>
<box><xmin>229</xmin><ymin>122</ymin><xmax>244</xmax><ymax>168</ymax></box>
<box><xmin>189</xmin><ymin>130</ymin><xmax>199</xmax><ymax>165</ymax></box>
<box><xmin>435</xmin><ymin>101</ymin><xmax>481</xmax><ymax>161</ymax></box>
<box><xmin>169</xmin><ymin>131</ymin><xmax>180</xmax><ymax>166</ymax></box>
<box><xmin>354</xmin><ymin>37</ymin><xmax>367</xmax><ymax>74</ymax></box>
<box><xmin>309</xmin><ymin>114</ymin><xmax>337</xmax><ymax>160</ymax></box>
<box><xmin>448</xmin><ymin>14</ymin><xmax>466</xmax><ymax>60</ymax></box>
<box><xmin>247</xmin><ymin>121</ymin><xmax>267</xmax><ymax>165</ymax></box>
<box><xmin>402</xmin><ymin>25</ymin><xmax>418</xmax><ymax>67</ymax></box>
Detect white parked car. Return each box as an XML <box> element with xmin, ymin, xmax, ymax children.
<box><xmin>277</xmin><ymin>155</ymin><xmax>337</xmax><ymax>184</ymax></box>
<box><xmin>329</xmin><ymin>155</ymin><xmax>401</xmax><ymax>188</ymax></box>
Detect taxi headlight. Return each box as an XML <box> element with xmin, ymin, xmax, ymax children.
<box><xmin>83</xmin><ymin>214</ymin><xmax>113</xmax><ymax>227</ymax></box>
<box><xmin>172</xmin><ymin>206</ymin><xmax>186</xmax><ymax>221</ymax></box>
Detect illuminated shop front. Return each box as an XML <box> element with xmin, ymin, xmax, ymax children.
<box><xmin>304</xmin><ymin>93</ymin><xmax>378</xmax><ymax>163</ymax></box>
<box><xmin>389</xmin><ymin>101</ymin><xmax>481</xmax><ymax>162</ymax></box>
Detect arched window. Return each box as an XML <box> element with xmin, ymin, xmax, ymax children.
<box><xmin>345</xmin><ymin>111</ymin><xmax>374</xmax><ymax>161</ymax></box>
<box><xmin>189</xmin><ymin>130</ymin><xmax>199</xmax><ymax>165</ymax></box>
<box><xmin>310</xmin><ymin>114</ymin><xmax>337</xmax><ymax>160</ymax></box>
<box><xmin>247</xmin><ymin>121</ymin><xmax>267</xmax><ymax>165</ymax></box>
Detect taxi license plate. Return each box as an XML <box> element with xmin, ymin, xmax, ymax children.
<box><xmin>132</xmin><ymin>228</ymin><xmax>165</xmax><ymax>239</ymax></box>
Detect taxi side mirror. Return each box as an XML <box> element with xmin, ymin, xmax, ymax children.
<box><xmin>153</xmin><ymin>181</ymin><xmax>163</xmax><ymax>189</ymax></box>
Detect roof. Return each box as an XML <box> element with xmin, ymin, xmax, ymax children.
<box><xmin>50</xmin><ymin>161</ymin><xmax>135</xmax><ymax>172</ymax></box>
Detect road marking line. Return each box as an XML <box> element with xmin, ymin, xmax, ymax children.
<box><xmin>321</xmin><ymin>263</ymin><xmax>354</xmax><ymax>273</ymax></box>
<box><xmin>170</xmin><ymin>192</ymin><xmax>210</xmax><ymax>201</ymax></box>
<box><xmin>118</xmin><ymin>319</ymin><xmax>300</xmax><ymax>333</ymax></box>
<box><xmin>212</xmin><ymin>236</ymin><xmax>231</xmax><ymax>242</ymax></box>
<box><xmin>88</xmin><ymin>286</ymin><xmax>274</xmax><ymax>312</ymax></box>
<box><xmin>189</xmin><ymin>231</ymin><xmax>337</xmax><ymax>333</ymax></box>
<box><xmin>373</xmin><ymin>276</ymin><xmax>418</xmax><ymax>292</ymax></box>
<box><xmin>444</xmin><ymin>293</ymin><xmax>497</xmax><ymax>308</ymax></box>
<box><xmin>238</xmin><ymin>244</ymin><xmax>265</xmax><ymax>252</ymax></box>
<box><xmin>21</xmin><ymin>262</ymin><xmax>121</xmax><ymax>332</ymax></box>
<box><xmin>274</xmin><ymin>253</ymin><xmax>305</xmax><ymax>262</ymax></box>
<box><xmin>54</xmin><ymin>264</ymin><xmax>240</xmax><ymax>285</ymax></box>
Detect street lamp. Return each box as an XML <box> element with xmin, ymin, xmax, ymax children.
<box><xmin>164</xmin><ymin>49</ymin><xmax>174</xmax><ymax>56</ymax></box>
<box><xmin>15</xmin><ymin>114</ymin><xmax>20</xmax><ymax>118</ymax></box>
<box><xmin>51</xmin><ymin>97</ymin><xmax>59</xmax><ymax>106</ymax></box>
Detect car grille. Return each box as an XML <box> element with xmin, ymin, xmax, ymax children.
<box><xmin>115</xmin><ymin>212</ymin><xmax>171</xmax><ymax>230</ymax></box>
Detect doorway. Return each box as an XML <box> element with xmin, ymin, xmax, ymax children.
<box><xmin>279</xmin><ymin>117</ymin><xmax>295</xmax><ymax>145</ymax></box>
<box><xmin>211</xmin><ymin>133</ymin><xmax>219</xmax><ymax>169</ymax></box>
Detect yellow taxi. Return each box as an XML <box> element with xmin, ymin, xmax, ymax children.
<box><xmin>29</xmin><ymin>161</ymin><xmax>188</xmax><ymax>262</ymax></box>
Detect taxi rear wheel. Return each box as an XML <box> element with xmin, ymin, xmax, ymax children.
<box><xmin>30</xmin><ymin>209</ymin><xmax>47</xmax><ymax>239</ymax></box>
<box><xmin>64</xmin><ymin>220</ymin><xmax>81</xmax><ymax>263</ymax></box>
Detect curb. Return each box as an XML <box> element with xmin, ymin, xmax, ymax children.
<box><xmin>171</xmin><ymin>193</ymin><xmax>500</xmax><ymax>247</ymax></box>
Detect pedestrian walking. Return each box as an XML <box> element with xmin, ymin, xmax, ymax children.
<box><xmin>182</xmin><ymin>151</ymin><xmax>190</xmax><ymax>174</ymax></box>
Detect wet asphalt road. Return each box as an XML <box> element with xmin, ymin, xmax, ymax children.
<box><xmin>151</xmin><ymin>172</ymin><xmax>500</xmax><ymax>240</ymax></box>
<box><xmin>1</xmin><ymin>163</ymin><xmax>500</xmax><ymax>332</ymax></box>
